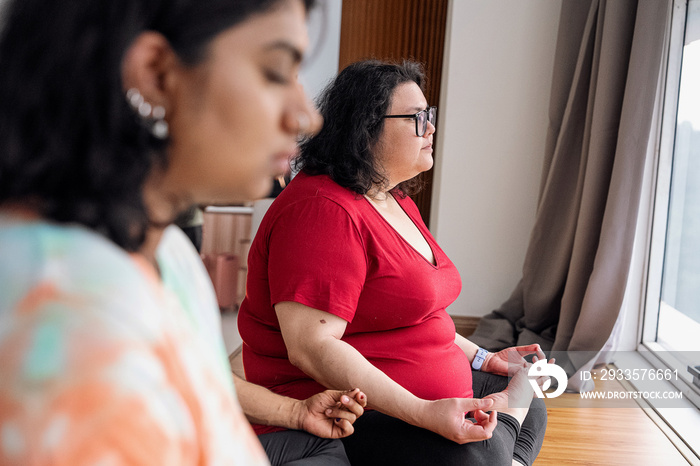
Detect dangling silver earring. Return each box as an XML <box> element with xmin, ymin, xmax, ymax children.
<box><xmin>126</xmin><ymin>88</ymin><xmax>169</xmax><ymax>140</ymax></box>
<box><xmin>150</xmin><ymin>105</ymin><xmax>169</xmax><ymax>139</ymax></box>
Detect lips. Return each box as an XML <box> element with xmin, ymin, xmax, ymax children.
<box><xmin>272</xmin><ymin>148</ymin><xmax>297</xmax><ymax>175</ymax></box>
<box><xmin>422</xmin><ymin>143</ymin><xmax>433</xmax><ymax>151</ymax></box>
<box><xmin>274</xmin><ymin>151</ymin><xmax>294</xmax><ymax>163</ymax></box>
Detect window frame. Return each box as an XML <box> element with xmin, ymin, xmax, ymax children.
<box><xmin>641</xmin><ymin>0</ymin><xmax>700</xmax><ymax>397</ymax></box>
<box><xmin>627</xmin><ymin>0</ymin><xmax>700</xmax><ymax>458</ymax></box>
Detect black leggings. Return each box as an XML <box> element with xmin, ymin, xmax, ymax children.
<box><xmin>341</xmin><ymin>372</ymin><xmax>547</xmax><ymax>466</ymax></box>
<box><xmin>259</xmin><ymin>430</ymin><xmax>350</xmax><ymax>466</ymax></box>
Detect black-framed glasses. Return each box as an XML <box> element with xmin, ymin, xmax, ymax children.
<box><xmin>382</xmin><ymin>106</ymin><xmax>437</xmax><ymax>137</ymax></box>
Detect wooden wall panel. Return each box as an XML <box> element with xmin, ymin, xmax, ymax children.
<box><xmin>339</xmin><ymin>0</ymin><xmax>449</xmax><ymax>227</ymax></box>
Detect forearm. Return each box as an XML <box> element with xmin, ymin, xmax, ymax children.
<box><xmin>292</xmin><ymin>339</ymin><xmax>500</xmax><ymax>444</ymax></box>
<box><xmin>289</xmin><ymin>335</ymin><xmax>428</xmax><ymax>427</ymax></box>
<box><xmin>454</xmin><ymin>333</ymin><xmax>482</xmax><ymax>364</ymax></box>
<box><xmin>276</xmin><ymin>302</ymin><xmax>497</xmax><ymax>444</ymax></box>
<box><xmin>232</xmin><ymin>373</ymin><xmax>301</xmax><ymax>429</ymax></box>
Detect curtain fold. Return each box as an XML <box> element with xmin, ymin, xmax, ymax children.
<box><xmin>469</xmin><ymin>0</ymin><xmax>670</xmax><ymax>378</ymax></box>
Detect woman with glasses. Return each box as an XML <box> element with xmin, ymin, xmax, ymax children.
<box><xmin>238</xmin><ymin>59</ymin><xmax>549</xmax><ymax>465</ymax></box>
<box><xmin>0</xmin><ymin>0</ymin><xmax>369</xmax><ymax>464</ymax></box>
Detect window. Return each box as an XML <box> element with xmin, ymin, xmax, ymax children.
<box><xmin>638</xmin><ymin>0</ymin><xmax>700</xmax><ymax>457</ymax></box>
<box><xmin>654</xmin><ymin>0</ymin><xmax>700</xmax><ymax>358</ymax></box>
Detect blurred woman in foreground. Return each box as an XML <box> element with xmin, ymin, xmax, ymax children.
<box><xmin>0</xmin><ymin>0</ymin><xmax>364</xmax><ymax>464</ymax></box>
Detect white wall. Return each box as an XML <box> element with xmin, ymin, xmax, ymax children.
<box><xmin>251</xmin><ymin>0</ymin><xmax>342</xmax><ymax>241</ymax></box>
<box><xmin>431</xmin><ymin>0</ymin><xmax>562</xmax><ymax>317</ymax></box>
<box><xmin>299</xmin><ymin>0</ymin><xmax>342</xmax><ymax>101</ymax></box>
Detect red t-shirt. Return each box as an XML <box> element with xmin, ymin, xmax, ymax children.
<box><xmin>237</xmin><ymin>172</ymin><xmax>471</xmax><ymax>435</ymax></box>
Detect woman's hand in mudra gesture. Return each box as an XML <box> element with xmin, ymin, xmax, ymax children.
<box><xmin>419</xmin><ymin>397</ymin><xmax>497</xmax><ymax>445</ymax></box>
<box><xmin>480</xmin><ymin>359</ymin><xmax>550</xmax><ymax>411</ymax></box>
<box><xmin>481</xmin><ymin>344</ymin><xmax>547</xmax><ymax>376</ymax></box>
<box><xmin>296</xmin><ymin>388</ymin><xmax>367</xmax><ymax>439</ymax></box>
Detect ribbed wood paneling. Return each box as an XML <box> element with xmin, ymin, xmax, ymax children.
<box><xmin>339</xmin><ymin>0</ymin><xmax>449</xmax><ymax>227</ymax></box>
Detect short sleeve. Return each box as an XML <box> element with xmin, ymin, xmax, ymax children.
<box><xmin>267</xmin><ymin>197</ymin><xmax>367</xmax><ymax>322</ymax></box>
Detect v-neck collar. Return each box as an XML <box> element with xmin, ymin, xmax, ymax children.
<box><xmin>363</xmin><ymin>193</ymin><xmax>439</xmax><ymax>269</ymax></box>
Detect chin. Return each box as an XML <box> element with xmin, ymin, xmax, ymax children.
<box><xmin>417</xmin><ymin>152</ymin><xmax>433</xmax><ymax>168</ymax></box>
<box><xmin>203</xmin><ymin>179</ymin><xmax>273</xmax><ymax>205</ymax></box>
<box><xmin>418</xmin><ymin>161</ymin><xmax>434</xmax><ymax>174</ymax></box>
<box><xmin>249</xmin><ymin>177</ymin><xmax>275</xmax><ymax>201</ymax></box>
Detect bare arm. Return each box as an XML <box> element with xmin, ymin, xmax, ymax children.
<box><xmin>454</xmin><ymin>333</ymin><xmax>482</xmax><ymax>365</ymax></box>
<box><xmin>454</xmin><ymin>334</ymin><xmax>546</xmax><ymax>376</ymax></box>
<box><xmin>232</xmin><ymin>373</ymin><xmax>366</xmax><ymax>438</ymax></box>
<box><xmin>275</xmin><ymin>301</ymin><xmax>496</xmax><ymax>444</ymax></box>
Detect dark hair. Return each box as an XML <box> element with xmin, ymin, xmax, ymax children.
<box><xmin>0</xmin><ymin>0</ymin><xmax>315</xmax><ymax>251</ymax></box>
<box><xmin>294</xmin><ymin>59</ymin><xmax>426</xmax><ymax>196</ymax></box>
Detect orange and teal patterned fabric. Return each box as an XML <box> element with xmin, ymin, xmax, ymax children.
<box><xmin>0</xmin><ymin>215</ymin><xmax>269</xmax><ymax>465</ymax></box>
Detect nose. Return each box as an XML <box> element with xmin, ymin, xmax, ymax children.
<box><xmin>284</xmin><ymin>82</ymin><xmax>323</xmax><ymax>138</ymax></box>
<box><xmin>424</xmin><ymin>119</ymin><xmax>436</xmax><ymax>138</ymax></box>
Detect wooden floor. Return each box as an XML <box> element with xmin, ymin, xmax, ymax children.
<box><xmin>534</xmin><ymin>366</ymin><xmax>692</xmax><ymax>466</ymax></box>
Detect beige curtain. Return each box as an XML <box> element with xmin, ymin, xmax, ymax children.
<box><xmin>469</xmin><ymin>0</ymin><xmax>670</xmax><ymax>366</ymax></box>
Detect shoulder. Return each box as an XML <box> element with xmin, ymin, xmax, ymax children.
<box><xmin>0</xmin><ymin>218</ymin><xmax>170</xmax><ymax>354</ymax></box>
<box><xmin>0</xmin><ymin>218</ymin><xmax>152</xmax><ymax>309</ymax></box>
<box><xmin>157</xmin><ymin>224</ymin><xmax>211</xmax><ymax>291</ymax></box>
<box><xmin>263</xmin><ymin>173</ymin><xmax>370</xmax><ymax>235</ymax></box>
<box><xmin>157</xmin><ymin>225</ymin><xmax>220</xmax><ymax>335</ymax></box>
<box><xmin>281</xmin><ymin>172</ymin><xmax>363</xmax><ymax>209</ymax></box>
<box><xmin>0</xmin><ymin>225</ymin><xmax>174</xmax><ymax>449</ymax></box>
<box><xmin>0</xmin><ymin>220</ymin><xmax>262</xmax><ymax>464</ymax></box>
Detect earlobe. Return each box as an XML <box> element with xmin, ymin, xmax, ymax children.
<box><xmin>121</xmin><ymin>31</ymin><xmax>177</xmax><ymax>109</ymax></box>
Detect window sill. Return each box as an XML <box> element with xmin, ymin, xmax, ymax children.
<box><xmin>615</xmin><ymin>350</ymin><xmax>700</xmax><ymax>462</ymax></box>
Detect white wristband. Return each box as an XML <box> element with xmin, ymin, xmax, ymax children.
<box><xmin>471</xmin><ymin>348</ymin><xmax>488</xmax><ymax>371</ymax></box>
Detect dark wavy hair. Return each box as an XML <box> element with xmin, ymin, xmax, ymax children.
<box><xmin>0</xmin><ymin>0</ymin><xmax>315</xmax><ymax>251</ymax></box>
<box><xmin>294</xmin><ymin>59</ymin><xmax>426</xmax><ymax>196</ymax></box>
